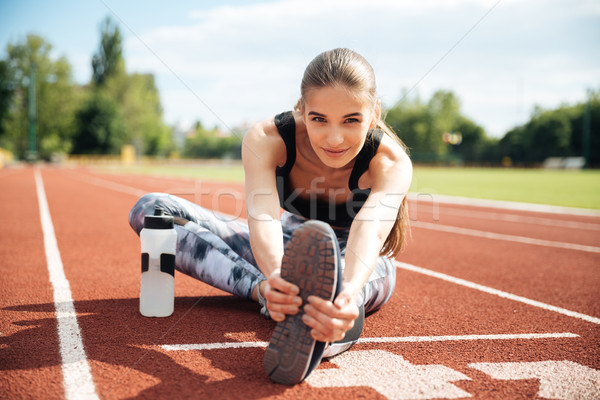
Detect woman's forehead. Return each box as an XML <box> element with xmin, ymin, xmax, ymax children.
<box><xmin>304</xmin><ymin>86</ymin><xmax>372</xmax><ymax>112</ymax></box>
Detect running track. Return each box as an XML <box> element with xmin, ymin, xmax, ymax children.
<box><xmin>1</xmin><ymin>166</ymin><xmax>599</xmax><ymax>399</ymax></box>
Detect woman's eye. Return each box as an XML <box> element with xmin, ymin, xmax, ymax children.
<box><xmin>345</xmin><ymin>118</ymin><xmax>359</xmax><ymax>123</ymax></box>
<box><xmin>312</xmin><ymin>117</ymin><xmax>326</xmax><ymax>123</ymax></box>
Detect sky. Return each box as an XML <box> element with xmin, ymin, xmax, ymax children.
<box><xmin>1</xmin><ymin>0</ymin><xmax>599</xmax><ymax>137</ymax></box>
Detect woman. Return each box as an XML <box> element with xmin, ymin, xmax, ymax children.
<box><xmin>129</xmin><ymin>48</ymin><xmax>412</xmax><ymax>385</ymax></box>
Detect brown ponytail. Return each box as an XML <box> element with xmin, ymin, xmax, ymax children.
<box><xmin>376</xmin><ymin>119</ymin><xmax>410</xmax><ymax>258</ymax></box>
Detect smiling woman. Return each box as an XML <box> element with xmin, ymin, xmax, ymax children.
<box><xmin>302</xmin><ymin>87</ymin><xmax>377</xmax><ymax>168</ymax></box>
<box><xmin>128</xmin><ymin>48</ymin><xmax>413</xmax><ymax>385</ymax></box>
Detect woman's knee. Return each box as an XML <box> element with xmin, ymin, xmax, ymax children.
<box><xmin>128</xmin><ymin>192</ymin><xmax>168</xmax><ymax>234</ymax></box>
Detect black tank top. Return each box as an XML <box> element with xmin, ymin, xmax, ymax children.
<box><xmin>274</xmin><ymin>111</ymin><xmax>383</xmax><ymax>227</ymax></box>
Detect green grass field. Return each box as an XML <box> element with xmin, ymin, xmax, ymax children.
<box><xmin>410</xmin><ymin>167</ymin><xmax>600</xmax><ymax>210</ymax></box>
<box><xmin>99</xmin><ymin>162</ymin><xmax>246</xmax><ymax>182</ymax></box>
<box><xmin>95</xmin><ymin>162</ymin><xmax>600</xmax><ymax>210</ymax></box>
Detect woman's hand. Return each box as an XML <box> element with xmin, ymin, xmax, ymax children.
<box><xmin>264</xmin><ymin>270</ymin><xmax>302</xmax><ymax>322</ymax></box>
<box><xmin>301</xmin><ymin>290</ymin><xmax>359</xmax><ymax>343</ymax></box>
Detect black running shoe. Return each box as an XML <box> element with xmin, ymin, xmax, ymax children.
<box><xmin>264</xmin><ymin>220</ymin><xmax>342</xmax><ymax>385</ymax></box>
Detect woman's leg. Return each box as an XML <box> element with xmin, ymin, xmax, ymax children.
<box><xmin>357</xmin><ymin>256</ymin><xmax>397</xmax><ymax>314</ymax></box>
<box><xmin>322</xmin><ymin>234</ymin><xmax>397</xmax><ymax>358</ymax></box>
<box><xmin>129</xmin><ymin>193</ymin><xmax>264</xmax><ymax>299</ymax></box>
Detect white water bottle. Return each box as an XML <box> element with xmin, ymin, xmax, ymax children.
<box><xmin>140</xmin><ymin>207</ymin><xmax>177</xmax><ymax>317</ymax></box>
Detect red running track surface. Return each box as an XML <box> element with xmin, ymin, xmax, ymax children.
<box><xmin>1</xmin><ymin>166</ymin><xmax>599</xmax><ymax>399</ymax></box>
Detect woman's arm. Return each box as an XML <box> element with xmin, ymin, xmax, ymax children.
<box><xmin>242</xmin><ymin>119</ymin><xmax>285</xmax><ymax>278</ymax></box>
<box><xmin>242</xmin><ymin>118</ymin><xmax>302</xmax><ymax>320</ymax></box>
<box><xmin>343</xmin><ymin>147</ymin><xmax>412</xmax><ymax>299</ymax></box>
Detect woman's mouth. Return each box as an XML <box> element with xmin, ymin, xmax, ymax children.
<box><xmin>322</xmin><ymin>148</ymin><xmax>349</xmax><ymax>158</ymax></box>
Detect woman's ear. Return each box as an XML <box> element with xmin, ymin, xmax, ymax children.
<box><xmin>369</xmin><ymin>100</ymin><xmax>382</xmax><ymax>129</ymax></box>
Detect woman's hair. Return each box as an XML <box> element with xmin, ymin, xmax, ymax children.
<box><xmin>296</xmin><ymin>48</ymin><xmax>410</xmax><ymax>258</ymax></box>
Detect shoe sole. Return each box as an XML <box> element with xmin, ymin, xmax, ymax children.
<box><xmin>264</xmin><ymin>221</ymin><xmax>339</xmax><ymax>385</ymax></box>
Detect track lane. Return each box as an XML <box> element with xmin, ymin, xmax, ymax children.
<box><xmin>0</xmin><ymin>167</ymin><xmax>64</xmax><ymax>400</ymax></box>
<box><xmin>401</xmin><ymin>227</ymin><xmax>600</xmax><ymax>317</ymax></box>
<box><xmin>411</xmin><ymin>201</ymin><xmax>600</xmax><ymax>247</ymax></box>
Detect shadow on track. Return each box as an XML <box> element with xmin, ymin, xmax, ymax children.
<box><xmin>2</xmin><ymin>296</ymin><xmax>292</xmax><ymax>399</ymax></box>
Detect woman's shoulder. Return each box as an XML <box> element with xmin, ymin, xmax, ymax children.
<box><xmin>375</xmin><ymin>133</ymin><xmax>411</xmax><ymax>166</ymax></box>
<box><xmin>242</xmin><ymin>114</ymin><xmax>288</xmax><ymax>168</ymax></box>
<box><xmin>369</xmin><ymin>133</ymin><xmax>412</xmax><ymax>185</ymax></box>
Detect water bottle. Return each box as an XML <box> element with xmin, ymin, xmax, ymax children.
<box><xmin>139</xmin><ymin>207</ymin><xmax>177</xmax><ymax>317</ymax></box>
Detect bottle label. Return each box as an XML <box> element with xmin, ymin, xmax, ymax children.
<box><xmin>160</xmin><ymin>254</ymin><xmax>175</xmax><ymax>277</ymax></box>
<box><xmin>141</xmin><ymin>253</ymin><xmax>175</xmax><ymax>277</ymax></box>
<box><xmin>141</xmin><ymin>253</ymin><xmax>149</xmax><ymax>273</ymax></box>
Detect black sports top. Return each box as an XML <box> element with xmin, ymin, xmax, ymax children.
<box><xmin>274</xmin><ymin>111</ymin><xmax>383</xmax><ymax>227</ymax></box>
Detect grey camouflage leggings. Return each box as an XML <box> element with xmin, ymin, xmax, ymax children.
<box><xmin>128</xmin><ymin>192</ymin><xmax>396</xmax><ymax>314</ymax></box>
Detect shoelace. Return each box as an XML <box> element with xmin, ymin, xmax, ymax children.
<box><xmin>256</xmin><ymin>281</ymin><xmax>271</xmax><ymax>319</ymax></box>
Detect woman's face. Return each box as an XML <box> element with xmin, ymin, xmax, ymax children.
<box><xmin>302</xmin><ymin>85</ymin><xmax>380</xmax><ymax>168</ymax></box>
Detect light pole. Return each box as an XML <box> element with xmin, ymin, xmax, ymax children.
<box><xmin>27</xmin><ymin>62</ymin><xmax>38</xmax><ymax>161</ymax></box>
<box><xmin>582</xmin><ymin>89</ymin><xmax>591</xmax><ymax>169</ymax></box>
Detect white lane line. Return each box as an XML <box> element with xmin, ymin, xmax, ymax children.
<box><xmin>163</xmin><ymin>341</ymin><xmax>269</xmax><ymax>351</ymax></box>
<box><xmin>412</xmin><ymin>221</ymin><xmax>600</xmax><ymax>254</ymax></box>
<box><xmin>397</xmin><ymin>262</ymin><xmax>600</xmax><ymax>325</ymax></box>
<box><xmin>161</xmin><ymin>332</ymin><xmax>579</xmax><ymax>351</ymax></box>
<box><xmin>66</xmin><ymin>171</ymin><xmax>146</xmax><ymax>197</ymax></box>
<box><xmin>34</xmin><ymin>169</ymin><xmax>100</xmax><ymax>400</ymax></box>
<box><xmin>408</xmin><ymin>193</ymin><xmax>600</xmax><ymax>217</ymax></box>
<box><xmin>432</xmin><ymin>207</ymin><xmax>600</xmax><ymax>231</ymax></box>
<box><xmin>357</xmin><ymin>332</ymin><xmax>579</xmax><ymax>343</ymax></box>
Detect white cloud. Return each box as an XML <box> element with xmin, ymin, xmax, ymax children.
<box><xmin>122</xmin><ymin>0</ymin><xmax>600</xmax><ymax>136</ymax></box>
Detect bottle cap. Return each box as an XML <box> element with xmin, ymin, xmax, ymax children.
<box><xmin>143</xmin><ymin>207</ymin><xmax>174</xmax><ymax>229</ymax></box>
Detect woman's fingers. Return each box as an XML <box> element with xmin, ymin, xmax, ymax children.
<box><xmin>267</xmin><ymin>271</ymin><xmax>300</xmax><ymax>295</ymax></box>
<box><xmin>302</xmin><ymin>295</ymin><xmax>358</xmax><ymax>342</ymax></box>
<box><xmin>302</xmin><ymin>310</ymin><xmax>349</xmax><ymax>342</ymax></box>
<box><xmin>264</xmin><ymin>271</ymin><xmax>302</xmax><ymax>321</ymax></box>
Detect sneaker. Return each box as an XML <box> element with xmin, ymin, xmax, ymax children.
<box><xmin>264</xmin><ymin>220</ymin><xmax>342</xmax><ymax>384</ymax></box>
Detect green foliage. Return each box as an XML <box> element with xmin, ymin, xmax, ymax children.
<box><xmin>104</xmin><ymin>72</ymin><xmax>172</xmax><ymax>156</ymax></box>
<box><xmin>0</xmin><ymin>34</ymin><xmax>79</xmax><ymax>159</ymax></box>
<box><xmin>497</xmin><ymin>91</ymin><xmax>599</xmax><ymax>166</ymax></box>
<box><xmin>75</xmin><ymin>16</ymin><xmax>172</xmax><ymax>156</ymax></box>
<box><xmin>92</xmin><ymin>17</ymin><xmax>125</xmax><ymax>86</ymax></box>
<box><xmin>387</xmin><ymin>88</ymin><xmax>599</xmax><ymax>167</ymax></box>
<box><xmin>72</xmin><ymin>91</ymin><xmax>126</xmax><ymax>154</ymax></box>
<box><xmin>452</xmin><ymin>116</ymin><xmax>497</xmax><ymax>162</ymax></box>
<box><xmin>0</xmin><ymin>24</ymin><xmax>172</xmax><ymax>159</ymax></box>
<box><xmin>426</xmin><ymin>90</ymin><xmax>459</xmax><ymax>155</ymax></box>
<box><xmin>183</xmin><ymin>122</ymin><xmax>242</xmax><ymax>159</ymax></box>
<box><xmin>386</xmin><ymin>90</ymin><xmax>489</xmax><ymax>164</ymax></box>
<box><xmin>0</xmin><ymin>60</ymin><xmax>14</xmax><ymax>138</ymax></box>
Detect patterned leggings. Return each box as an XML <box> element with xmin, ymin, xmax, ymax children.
<box><xmin>128</xmin><ymin>193</ymin><xmax>397</xmax><ymax>315</ymax></box>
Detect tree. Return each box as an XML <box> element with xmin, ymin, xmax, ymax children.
<box><xmin>386</xmin><ymin>90</ymin><xmax>486</xmax><ymax>164</ymax></box>
<box><xmin>92</xmin><ymin>16</ymin><xmax>125</xmax><ymax>86</ymax></box>
<box><xmin>108</xmin><ymin>72</ymin><xmax>172</xmax><ymax>156</ymax></box>
<box><xmin>0</xmin><ymin>34</ymin><xmax>78</xmax><ymax>159</ymax></box>
<box><xmin>76</xmin><ymin>16</ymin><xmax>172</xmax><ymax>156</ymax></box>
<box><xmin>426</xmin><ymin>90</ymin><xmax>460</xmax><ymax>156</ymax></box>
<box><xmin>72</xmin><ymin>92</ymin><xmax>126</xmax><ymax>154</ymax></box>
<box><xmin>496</xmin><ymin>93</ymin><xmax>600</xmax><ymax>166</ymax></box>
<box><xmin>452</xmin><ymin>116</ymin><xmax>494</xmax><ymax>163</ymax></box>
<box><xmin>385</xmin><ymin>92</ymin><xmax>428</xmax><ymax>152</ymax></box>
<box><xmin>0</xmin><ymin>60</ymin><xmax>15</xmax><ymax>142</ymax></box>
<box><xmin>183</xmin><ymin>122</ymin><xmax>241</xmax><ymax>159</ymax></box>
<box><xmin>527</xmin><ymin>109</ymin><xmax>571</xmax><ymax>161</ymax></box>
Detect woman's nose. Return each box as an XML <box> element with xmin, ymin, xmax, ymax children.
<box><xmin>326</xmin><ymin>128</ymin><xmax>344</xmax><ymax>147</ymax></box>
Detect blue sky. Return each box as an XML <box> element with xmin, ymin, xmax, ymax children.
<box><xmin>1</xmin><ymin>0</ymin><xmax>599</xmax><ymax>137</ymax></box>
